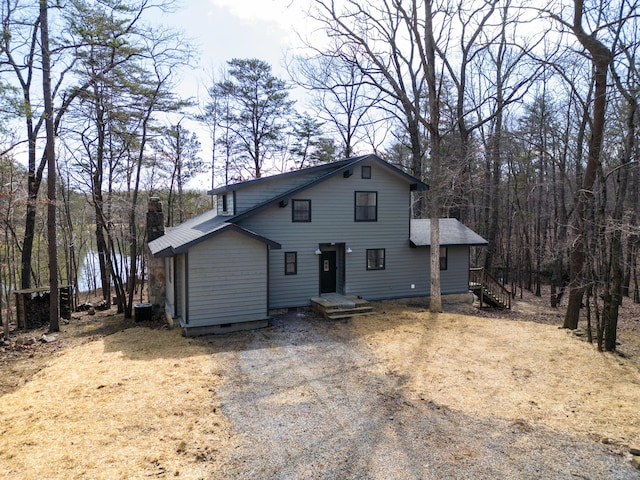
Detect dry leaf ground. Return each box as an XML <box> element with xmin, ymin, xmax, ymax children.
<box><xmin>0</xmin><ymin>322</ymin><xmax>234</xmax><ymax>479</ymax></box>
<box><xmin>0</xmin><ymin>289</ymin><xmax>639</xmax><ymax>478</ymax></box>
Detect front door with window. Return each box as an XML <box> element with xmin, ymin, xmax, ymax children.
<box><xmin>319</xmin><ymin>251</ymin><xmax>337</xmax><ymax>294</ymax></box>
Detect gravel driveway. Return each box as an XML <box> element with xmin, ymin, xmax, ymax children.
<box><xmin>208</xmin><ymin>312</ymin><xmax>638</xmax><ymax>479</ymax></box>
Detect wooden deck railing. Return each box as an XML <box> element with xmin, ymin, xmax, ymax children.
<box><xmin>469</xmin><ymin>267</ymin><xmax>512</xmax><ymax>309</ymax></box>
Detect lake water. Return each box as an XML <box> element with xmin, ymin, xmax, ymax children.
<box><xmin>77</xmin><ymin>250</ymin><xmax>142</xmax><ymax>292</ymax></box>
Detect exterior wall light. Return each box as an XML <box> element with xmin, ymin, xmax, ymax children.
<box><xmin>346</xmin><ymin>247</ymin><xmax>353</xmax><ymax>254</ymax></box>
<box><xmin>314</xmin><ymin>248</ymin><xmax>322</xmax><ymax>255</ymax></box>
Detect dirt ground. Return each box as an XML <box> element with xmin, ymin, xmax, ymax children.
<box><xmin>1</xmin><ymin>289</ymin><xmax>639</xmax><ymax>479</ymax></box>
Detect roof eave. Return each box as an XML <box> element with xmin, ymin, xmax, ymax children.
<box><xmin>151</xmin><ymin>246</ymin><xmax>174</xmax><ymax>258</ymax></box>
<box><xmin>410</xmin><ymin>241</ymin><xmax>488</xmax><ymax>247</ymax></box>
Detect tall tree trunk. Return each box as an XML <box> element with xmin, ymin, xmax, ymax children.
<box><xmin>406</xmin><ymin>114</ymin><xmax>425</xmax><ymax>217</ymax></box>
<box><xmin>633</xmin><ymin>242</ymin><xmax>640</xmax><ymax>303</ymax></box>
<box><xmin>126</xmin><ymin>81</ymin><xmax>161</xmax><ymax>319</ymax></box>
<box><xmin>482</xmin><ymin>4</ymin><xmax>509</xmax><ymax>276</ymax></box>
<box><xmin>92</xmin><ymin>94</ymin><xmax>111</xmax><ymax>305</ymax></box>
<box><xmin>21</xmin><ymin>140</ymin><xmax>39</xmax><ymax>289</ymax></box>
<box><xmin>40</xmin><ymin>0</ymin><xmax>58</xmax><ymax>332</ymax></box>
<box><xmin>423</xmin><ymin>0</ymin><xmax>441</xmax><ymax>313</ymax></box>
<box><xmin>484</xmin><ymin>123</ymin><xmax>502</xmax><ymax>274</ymax></box>
<box><xmin>551</xmin><ymin>100</ymin><xmax>571</xmax><ymax>307</ymax></box>
<box><xmin>602</xmin><ymin>95</ymin><xmax>635</xmax><ymax>350</ymax></box>
<box><xmin>564</xmin><ymin>0</ymin><xmax>611</xmax><ymax>329</ymax></box>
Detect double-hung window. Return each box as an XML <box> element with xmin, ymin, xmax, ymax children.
<box><xmin>292</xmin><ymin>199</ymin><xmax>311</xmax><ymax>222</ymax></box>
<box><xmin>285</xmin><ymin>252</ymin><xmax>297</xmax><ymax>275</ymax></box>
<box><xmin>355</xmin><ymin>191</ymin><xmax>377</xmax><ymax>222</ymax></box>
<box><xmin>366</xmin><ymin>249</ymin><xmax>385</xmax><ymax>270</ymax></box>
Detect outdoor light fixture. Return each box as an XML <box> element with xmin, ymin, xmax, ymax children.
<box><xmin>314</xmin><ymin>248</ymin><xmax>322</xmax><ymax>255</ymax></box>
<box><xmin>346</xmin><ymin>247</ymin><xmax>353</xmax><ymax>254</ymax></box>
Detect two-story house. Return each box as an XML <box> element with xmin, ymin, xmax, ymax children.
<box><xmin>148</xmin><ymin>154</ymin><xmax>487</xmax><ymax>336</ymax></box>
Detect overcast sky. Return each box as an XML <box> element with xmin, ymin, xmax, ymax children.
<box><xmin>155</xmin><ymin>0</ymin><xmax>316</xmax><ymax>188</ymax></box>
<box><xmin>159</xmin><ymin>0</ymin><xmax>310</xmax><ymax>105</ymax></box>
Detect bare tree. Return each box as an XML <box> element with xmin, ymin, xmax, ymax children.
<box><xmin>308</xmin><ymin>0</ymin><xmax>448</xmax><ymax>310</ymax></box>
<box><xmin>39</xmin><ymin>0</ymin><xmax>59</xmax><ymax>331</ymax></box>
<box><xmin>561</xmin><ymin>0</ymin><xmax>612</xmax><ymax>330</ymax></box>
<box><xmin>289</xmin><ymin>52</ymin><xmax>383</xmax><ymax>158</ymax></box>
<box><xmin>1</xmin><ymin>1</ymin><xmax>50</xmax><ymax>289</ymax></box>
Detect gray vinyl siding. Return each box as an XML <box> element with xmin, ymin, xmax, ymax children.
<box><xmin>233</xmin><ymin>169</ymin><xmax>340</xmax><ymax>214</ymax></box>
<box><xmin>440</xmin><ymin>246</ymin><xmax>471</xmax><ymax>294</ymax></box>
<box><xmin>397</xmin><ymin>246</ymin><xmax>471</xmax><ymax>296</ymax></box>
<box><xmin>165</xmin><ymin>257</ymin><xmax>176</xmax><ymax>316</ymax></box>
<box><xmin>175</xmin><ymin>254</ymin><xmax>186</xmax><ymax>322</ymax></box>
<box><xmin>238</xmin><ymin>161</ymin><xmax>429</xmax><ymax>308</ymax></box>
<box><xmin>187</xmin><ymin>230</ymin><xmax>269</xmax><ymax>326</ymax></box>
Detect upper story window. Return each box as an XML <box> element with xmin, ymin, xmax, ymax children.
<box><xmin>361</xmin><ymin>165</ymin><xmax>371</xmax><ymax>179</ymax></box>
<box><xmin>292</xmin><ymin>199</ymin><xmax>311</xmax><ymax>222</ymax></box>
<box><xmin>355</xmin><ymin>191</ymin><xmax>377</xmax><ymax>222</ymax></box>
<box><xmin>219</xmin><ymin>192</ymin><xmax>233</xmax><ymax>216</ymax></box>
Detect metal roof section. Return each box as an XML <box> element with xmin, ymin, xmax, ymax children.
<box><xmin>410</xmin><ymin>218</ymin><xmax>488</xmax><ymax>247</ymax></box>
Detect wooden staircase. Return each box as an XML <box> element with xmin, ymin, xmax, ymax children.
<box><xmin>469</xmin><ymin>268</ymin><xmax>512</xmax><ymax>309</ymax></box>
<box><xmin>311</xmin><ymin>293</ymin><xmax>374</xmax><ymax>320</ymax></box>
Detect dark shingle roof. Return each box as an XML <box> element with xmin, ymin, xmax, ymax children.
<box><xmin>208</xmin><ymin>158</ymin><xmax>356</xmax><ymax>195</ymax></box>
<box><xmin>150</xmin><ymin>155</ymin><xmax>428</xmax><ymax>257</ymax></box>
<box><xmin>148</xmin><ymin>210</ymin><xmax>280</xmax><ymax>257</ymax></box>
<box><xmin>410</xmin><ymin>218</ymin><xmax>488</xmax><ymax>247</ymax></box>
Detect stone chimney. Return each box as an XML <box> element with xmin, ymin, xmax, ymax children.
<box><xmin>146</xmin><ymin>197</ymin><xmax>166</xmax><ymax>316</ymax></box>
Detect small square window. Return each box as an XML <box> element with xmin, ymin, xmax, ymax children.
<box><xmin>285</xmin><ymin>252</ymin><xmax>297</xmax><ymax>275</ymax></box>
<box><xmin>439</xmin><ymin>247</ymin><xmax>448</xmax><ymax>271</ymax></box>
<box><xmin>366</xmin><ymin>248</ymin><xmax>385</xmax><ymax>270</ymax></box>
<box><xmin>355</xmin><ymin>191</ymin><xmax>377</xmax><ymax>222</ymax></box>
<box><xmin>292</xmin><ymin>199</ymin><xmax>311</xmax><ymax>222</ymax></box>
<box><xmin>361</xmin><ymin>165</ymin><xmax>371</xmax><ymax>179</ymax></box>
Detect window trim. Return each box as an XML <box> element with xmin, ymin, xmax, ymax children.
<box><xmin>291</xmin><ymin>199</ymin><xmax>311</xmax><ymax>222</ymax></box>
<box><xmin>354</xmin><ymin>191</ymin><xmax>378</xmax><ymax>222</ymax></box>
<box><xmin>361</xmin><ymin>165</ymin><xmax>371</xmax><ymax>179</ymax></box>
<box><xmin>285</xmin><ymin>252</ymin><xmax>297</xmax><ymax>275</ymax></box>
<box><xmin>439</xmin><ymin>246</ymin><xmax>448</xmax><ymax>271</ymax></box>
<box><xmin>366</xmin><ymin>248</ymin><xmax>385</xmax><ymax>270</ymax></box>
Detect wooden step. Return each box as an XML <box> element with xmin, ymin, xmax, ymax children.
<box><xmin>471</xmin><ymin>285</ymin><xmax>508</xmax><ymax>309</ymax></box>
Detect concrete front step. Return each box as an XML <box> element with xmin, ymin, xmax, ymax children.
<box><xmin>323</xmin><ymin>306</ymin><xmax>373</xmax><ymax>314</ymax></box>
<box><xmin>326</xmin><ymin>311</ymin><xmax>375</xmax><ymax>320</ymax></box>
<box><xmin>311</xmin><ymin>294</ymin><xmax>373</xmax><ymax>320</ymax></box>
